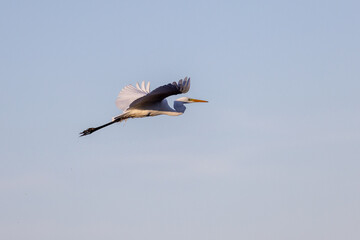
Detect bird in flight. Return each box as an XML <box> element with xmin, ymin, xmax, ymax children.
<box><xmin>80</xmin><ymin>77</ymin><xmax>207</xmax><ymax>136</ymax></box>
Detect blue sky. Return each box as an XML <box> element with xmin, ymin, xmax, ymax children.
<box><xmin>1</xmin><ymin>0</ymin><xmax>360</xmax><ymax>239</ymax></box>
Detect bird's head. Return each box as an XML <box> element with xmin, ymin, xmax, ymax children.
<box><xmin>175</xmin><ymin>97</ymin><xmax>208</xmax><ymax>104</ymax></box>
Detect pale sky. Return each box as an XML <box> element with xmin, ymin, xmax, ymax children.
<box><xmin>1</xmin><ymin>0</ymin><xmax>360</xmax><ymax>239</ymax></box>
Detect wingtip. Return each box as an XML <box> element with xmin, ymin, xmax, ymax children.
<box><xmin>178</xmin><ymin>76</ymin><xmax>190</xmax><ymax>93</ymax></box>
<box><xmin>141</xmin><ymin>81</ymin><xmax>145</xmax><ymax>91</ymax></box>
<box><xmin>146</xmin><ymin>81</ymin><xmax>150</xmax><ymax>92</ymax></box>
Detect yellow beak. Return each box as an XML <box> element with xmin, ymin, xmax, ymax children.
<box><xmin>189</xmin><ymin>98</ymin><xmax>208</xmax><ymax>103</ymax></box>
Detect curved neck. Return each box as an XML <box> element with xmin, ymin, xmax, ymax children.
<box><xmin>174</xmin><ymin>101</ymin><xmax>186</xmax><ymax>113</ymax></box>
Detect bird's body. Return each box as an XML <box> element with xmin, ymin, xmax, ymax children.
<box><xmin>80</xmin><ymin>77</ymin><xmax>207</xmax><ymax>136</ymax></box>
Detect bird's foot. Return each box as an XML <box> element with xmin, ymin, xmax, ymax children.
<box><xmin>79</xmin><ymin>128</ymin><xmax>96</xmax><ymax>137</ymax></box>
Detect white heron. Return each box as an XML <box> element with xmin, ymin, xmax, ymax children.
<box><xmin>80</xmin><ymin>77</ymin><xmax>207</xmax><ymax>136</ymax></box>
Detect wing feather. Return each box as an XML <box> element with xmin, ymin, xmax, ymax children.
<box><xmin>141</xmin><ymin>81</ymin><xmax>146</xmax><ymax>91</ymax></box>
<box><xmin>115</xmin><ymin>81</ymin><xmax>151</xmax><ymax>111</ymax></box>
<box><xmin>129</xmin><ymin>77</ymin><xmax>190</xmax><ymax>109</ymax></box>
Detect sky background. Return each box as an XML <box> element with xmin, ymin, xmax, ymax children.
<box><xmin>1</xmin><ymin>0</ymin><xmax>360</xmax><ymax>239</ymax></box>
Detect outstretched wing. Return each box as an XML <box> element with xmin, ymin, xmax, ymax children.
<box><xmin>115</xmin><ymin>81</ymin><xmax>151</xmax><ymax>111</ymax></box>
<box><xmin>129</xmin><ymin>77</ymin><xmax>190</xmax><ymax>109</ymax></box>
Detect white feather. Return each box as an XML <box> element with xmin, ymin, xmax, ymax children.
<box><xmin>141</xmin><ymin>81</ymin><xmax>146</xmax><ymax>91</ymax></box>
<box><xmin>115</xmin><ymin>81</ymin><xmax>151</xmax><ymax>111</ymax></box>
